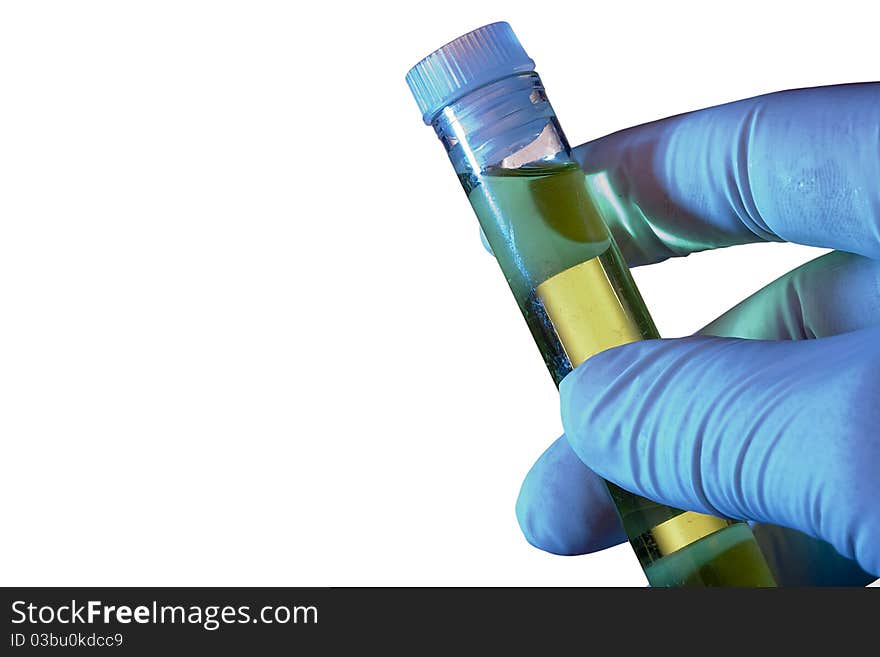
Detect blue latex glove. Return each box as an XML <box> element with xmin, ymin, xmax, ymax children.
<box><xmin>515</xmin><ymin>83</ymin><xmax>880</xmax><ymax>585</ymax></box>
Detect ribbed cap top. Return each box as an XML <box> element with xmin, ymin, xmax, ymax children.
<box><xmin>405</xmin><ymin>22</ymin><xmax>535</xmax><ymax>125</ymax></box>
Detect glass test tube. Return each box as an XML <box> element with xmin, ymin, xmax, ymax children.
<box><xmin>406</xmin><ymin>22</ymin><xmax>775</xmax><ymax>586</ymax></box>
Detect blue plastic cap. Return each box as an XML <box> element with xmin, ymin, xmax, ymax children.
<box><xmin>405</xmin><ymin>22</ymin><xmax>536</xmax><ymax>125</ymax></box>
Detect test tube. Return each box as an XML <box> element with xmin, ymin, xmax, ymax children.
<box><xmin>406</xmin><ymin>22</ymin><xmax>775</xmax><ymax>586</ymax></box>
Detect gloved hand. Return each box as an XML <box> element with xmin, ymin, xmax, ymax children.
<box><xmin>515</xmin><ymin>83</ymin><xmax>880</xmax><ymax>585</ymax></box>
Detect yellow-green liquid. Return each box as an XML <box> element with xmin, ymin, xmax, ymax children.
<box><xmin>466</xmin><ymin>162</ymin><xmax>775</xmax><ymax>586</ymax></box>
<box><xmin>644</xmin><ymin>523</ymin><xmax>773</xmax><ymax>587</ymax></box>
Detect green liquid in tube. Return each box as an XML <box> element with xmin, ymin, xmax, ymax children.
<box><xmin>466</xmin><ymin>162</ymin><xmax>775</xmax><ymax>587</ymax></box>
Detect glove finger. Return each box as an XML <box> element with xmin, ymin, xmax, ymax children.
<box><xmin>572</xmin><ymin>83</ymin><xmax>880</xmax><ymax>267</ymax></box>
<box><xmin>700</xmin><ymin>251</ymin><xmax>880</xmax><ymax>340</ymax></box>
<box><xmin>560</xmin><ymin>328</ymin><xmax>880</xmax><ymax>577</ymax></box>
<box><xmin>516</xmin><ymin>435</ymin><xmax>625</xmax><ymax>556</ymax></box>
<box><xmin>695</xmin><ymin>249</ymin><xmax>880</xmax><ymax>585</ymax></box>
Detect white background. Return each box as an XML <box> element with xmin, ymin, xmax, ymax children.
<box><xmin>1</xmin><ymin>1</ymin><xmax>875</xmax><ymax>586</ymax></box>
